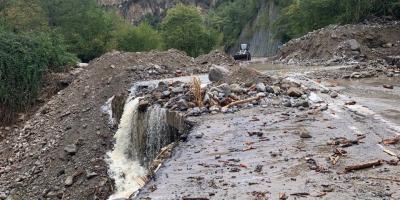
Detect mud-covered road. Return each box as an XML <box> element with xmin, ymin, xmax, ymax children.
<box><xmin>137</xmin><ymin>63</ymin><xmax>400</xmax><ymax>200</ymax></box>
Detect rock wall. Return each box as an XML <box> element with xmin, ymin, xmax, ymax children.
<box><xmin>98</xmin><ymin>0</ymin><xmax>220</xmax><ymax>25</ymax></box>
<box><xmin>229</xmin><ymin>0</ymin><xmax>281</xmax><ymax>57</ymax></box>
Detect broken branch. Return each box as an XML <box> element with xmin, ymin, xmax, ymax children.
<box><xmin>344</xmin><ymin>160</ymin><xmax>383</xmax><ymax>172</ymax></box>
<box><xmin>223</xmin><ymin>96</ymin><xmax>261</xmax><ymax>108</ymax></box>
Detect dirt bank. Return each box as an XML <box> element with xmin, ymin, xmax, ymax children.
<box><xmin>276</xmin><ymin>19</ymin><xmax>400</xmax><ymax>67</ymax></box>
<box><xmin>0</xmin><ymin>49</ymin><xmax>232</xmax><ymax>200</ymax></box>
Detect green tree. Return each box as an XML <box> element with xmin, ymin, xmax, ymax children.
<box><xmin>117</xmin><ymin>22</ymin><xmax>163</xmax><ymax>52</ymax></box>
<box><xmin>161</xmin><ymin>5</ymin><xmax>219</xmax><ymax>57</ymax></box>
<box><xmin>41</xmin><ymin>0</ymin><xmax>118</xmax><ymax>62</ymax></box>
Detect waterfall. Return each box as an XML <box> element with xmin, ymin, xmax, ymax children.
<box><xmin>106</xmin><ymin>97</ymin><xmax>146</xmax><ymax>199</ymax></box>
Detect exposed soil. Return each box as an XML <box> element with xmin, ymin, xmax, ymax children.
<box><xmin>275</xmin><ymin>19</ymin><xmax>400</xmax><ymax>67</ymax></box>
<box><xmin>0</xmin><ymin>49</ymin><xmax>232</xmax><ymax>200</ymax></box>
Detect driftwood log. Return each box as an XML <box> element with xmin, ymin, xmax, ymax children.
<box><xmin>223</xmin><ymin>96</ymin><xmax>261</xmax><ymax>108</ymax></box>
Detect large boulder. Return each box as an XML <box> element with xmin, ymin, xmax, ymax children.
<box><xmin>208</xmin><ymin>64</ymin><xmax>231</xmax><ymax>82</ymax></box>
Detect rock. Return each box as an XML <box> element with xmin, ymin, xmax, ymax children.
<box><xmin>320</xmin><ymin>88</ymin><xmax>330</xmax><ymax>94</ymax></box>
<box><xmin>330</xmin><ymin>92</ymin><xmax>338</xmax><ymax>98</ymax></box>
<box><xmin>308</xmin><ymin>92</ymin><xmax>323</xmax><ymax>103</ymax></box>
<box><xmin>287</xmin><ymin>87</ymin><xmax>304</xmax><ymax>97</ymax></box>
<box><xmin>177</xmin><ymin>99</ymin><xmax>189</xmax><ymax>111</ymax></box>
<box><xmin>209</xmin><ymin>105</ymin><xmax>220</xmax><ymax>112</ymax></box>
<box><xmin>230</xmin><ymin>84</ymin><xmax>244</xmax><ymax>93</ymax></box>
<box><xmin>383</xmin><ymin>84</ymin><xmax>394</xmax><ymax>89</ymax></box>
<box><xmin>347</xmin><ymin>39</ymin><xmax>361</xmax><ymax>51</ymax></box>
<box><xmin>64</xmin><ymin>144</ymin><xmax>77</xmax><ymax>155</ymax></box>
<box><xmin>345</xmin><ymin>100</ymin><xmax>356</xmax><ymax>105</ymax></box>
<box><xmin>0</xmin><ymin>192</ymin><xmax>6</xmax><ymax>200</ymax></box>
<box><xmin>194</xmin><ymin>133</ymin><xmax>204</xmax><ymax>139</ymax></box>
<box><xmin>271</xmin><ymin>86</ymin><xmax>281</xmax><ymax>94</ymax></box>
<box><xmin>350</xmin><ymin>72</ymin><xmax>362</xmax><ymax>79</ymax></box>
<box><xmin>256</xmin><ymin>92</ymin><xmax>266</xmax><ymax>98</ymax></box>
<box><xmin>299</xmin><ymin>131</ymin><xmax>312</xmax><ymax>138</ymax></box>
<box><xmin>171</xmin><ymin>86</ymin><xmax>184</xmax><ymax>94</ymax></box>
<box><xmin>283</xmin><ymin>101</ymin><xmax>292</xmax><ymax>107</ymax></box>
<box><xmin>76</xmin><ymin>63</ymin><xmax>89</xmax><ymax>68</ymax></box>
<box><xmin>161</xmin><ymin>91</ymin><xmax>171</xmax><ymax>98</ymax></box>
<box><xmin>138</xmin><ymin>100</ymin><xmax>149</xmax><ymax>111</ymax></box>
<box><xmin>86</xmin><ymin>171</ymin><xmax>98</xmax><ymax>179</ymax></box>
<box><xmin>265</xmin><ymin>85</ymin><xmax>275</xmax><ymax>93</ymax></box>
<box><xmin>256</xmin><ymin>82</ymin><xmax>266</xmax><ymax>92</ymax></box>
<box><xmin>208</xmin><ymin>65</ymin><xmax>230</xmax><ymax>82</ymax></box>
<box><xmin>187</xmin><ymin>107</ymin><xmax>201</xmax><ymax>116</ymax></box>
<box><xmin>387</xmin><ymin>72</ymin><xmax>394</xmax><ymax>77</ymax></box>
<box><xmin>64</xmin><ymin>176</ymin><xmax>74</xmax><ymax>186</ymax></box>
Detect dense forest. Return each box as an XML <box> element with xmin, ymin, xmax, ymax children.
<box><xmin>0</xmin><ymin>0</ymin><xmax>399</xmax><ymax>122</ymax></box>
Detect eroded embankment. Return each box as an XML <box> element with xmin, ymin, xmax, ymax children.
<box><xmin>0</xmin><ymin>49</ymin><xmax>233</xmax><ymax>200</ymax></box>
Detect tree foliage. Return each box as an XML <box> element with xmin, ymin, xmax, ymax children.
<box><xmin>0</xmin><ymin>30</ymin><xmax>75</xmax><ymax>121</ymax></box>
<box><xmin>276</xmin><ymin>0</ymin><xmax>400</xmax><ymax>40</ymax></box>
<box><xmin>161</xmin><ymin>5</ymin><xmax>219</xmax><ymax>57</ymax></box>
<box><xmin>207</xmin><ymin>0</ymin><xmax>260</xmax><ymax>50</ymax></box>
<box><xmin>117</xmin><ymin>22</ymin><xmax>163</xmax><ymax>52</ymax></box>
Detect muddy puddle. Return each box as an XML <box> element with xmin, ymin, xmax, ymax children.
<box><xmin>323</xmin><ymin>77</ymin><xmax>400</xmax><ymax>125</ymax></box>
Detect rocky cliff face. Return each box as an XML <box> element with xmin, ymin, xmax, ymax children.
<box><xmin>98</xmin><ymin>0</ymin><xmax>219</xmax><ymax>25</ymax></box>
<box><xmin>230</xmin><ymin>0</ymin><xmax>281</xmax><ymax>57</ymax></box>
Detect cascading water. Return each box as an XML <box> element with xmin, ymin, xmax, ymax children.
<box><xmin>106</xmin><ymin>97</ymin><xmax>146</xmax><ymax>199</ymax></box>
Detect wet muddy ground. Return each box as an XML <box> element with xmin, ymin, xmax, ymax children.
<box><xmin>137</xmin><ymin>72</ymin><xmax>400</xmax><ymax>199</ymax></box>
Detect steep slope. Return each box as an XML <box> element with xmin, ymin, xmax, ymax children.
<box><xmin>230</xmin><ymin>0</ymin><xmax>281</xmax><ymax>57</ymax></box>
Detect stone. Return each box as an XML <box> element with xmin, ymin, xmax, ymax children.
<box><xmin>161</xmin><ymin>91</ymin><xmax>171</xmax><ymax>98</ymax></box>
<box><xmin>177</xmin><ymin>99</ymin><xmax>189</xmax><ymax>111</ymax></box>
<box><xmin>265</xmin><ymin>86</ymin><xmax>275</xmax><ymax>93</ymax></box>
<box><xmin>187</xmin><ymin>107</ymin><xmax>201</xmax><ymax>116</ymax></box>
<box><xmin>287</xmin><ymin>87</ymin><xmax>304</xmax><ymax>97</ymax></box>
<box><xmin>256</xmin><ymin>92</ymin><xmax>266</xmax><ymax>98</ymax></box>
<box><xmin>387</xmin><ymin>72</ymin><xmax>394</xmax><ymax>77</ymax></box>
<box><xmin>138</xmin><ymin>100</ymin><xmax>149</xmax><ymax>111</ymax></box>
<box><xmin>171</xmin><ymin>86</ymin><xmax>184</xmax><ymax>94</ymax></box>
<box><xmin>308</xmin><ymin>92</ymin><xmax>323</xmax><ymax>103</ymax></box>
<box><xmin>320</xmin><ymin>88</ymin><xmax>330</xmax><ymax>94</ymax></box>
<box><xmin>330</xmin><ymin>92</ymin><xmax>338</xmax><ymax>98</ymax></box>
<box><xmin>209</xmin><ymin>106</ymin><xmax>220</xmax><ymax>112</ymax></box>
<box><xmin>299</xmin><ymin>131</ymin><xmax>312</xmax><ymax>138</ymax></box>
<box><xmin>347</xmin><ymin>39</ymin><xmax>361</xmax><ymax>51</ymax></box>
<box><xmin>283</xmin><ymin>101</ymin><xmax>292</xmax><ymax>107</ymax></box>
<box><xmin>86</xmin><ymin>171</ymin><xmax>98</xmax><ymax>179</ymax></box>
<box><xmin>208</xmin><ymin>64</ymin><xmax>230</xmax><ymax>82</ymax></box>
<box><xmin>64</xmin><ymin>144</ymin><xmax>77</xmax><ymax>155</ymax></box>
<box><xmin>194</xmin><ymin>133</ymin><xmax>204</xmax><ymax>139</ymax></box>
<box><xmin>383</xmin><ymin>84</ymin><xmax>394</xmax><ymax>89</ymax></box>
<box><xmin>64</xmin><ymin>176</ymin><xmax>74</xmax><ymax>186</ymax></box>
<box><xmin>76</xmin><ymin>63</ymin><xmax>88</xmax><ymax>68</ymax></box>
<box><xmin>350</xmin><ymin>72</ymin><xmax>362</xmax><ymax>79</ymax></box>
<box><xmin>230</xmin><ymin>84</ymin><xmax>244</xmax><ymax>93</ymax></box>
<box><xmin>256</xmin><ymin>83</ymin><xmax>266</xmax><ymax>92</ymax></box>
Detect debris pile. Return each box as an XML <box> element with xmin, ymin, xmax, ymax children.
<box><xmin>134</xmin><ymin>65</ymin><xmax>329</xmax><ymax>116</ymax></box>
<box><xmin>275</xmin><ymin>20</ymin><xmax>400</xmax><ymax>67</ymax></box>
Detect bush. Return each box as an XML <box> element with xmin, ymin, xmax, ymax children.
<box><xmin>117</xmin><ymin>22</ymin><xmax>163</xmax><ymax>52</ymax></box>
<box><xmin>161</xmin><ymin>5</ymin><xmax>219</xmax><ymax>57</ymax></box>
<box><xmin>0</xmin><ymin>30</ymin><xmax>75</xmax><ymax>121</ymax></box>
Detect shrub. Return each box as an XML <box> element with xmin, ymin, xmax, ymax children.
<box><xmin>161</xmin><ymin>5</ymin><xmax>219</xmax><ymax>57</ymax></box>
<box><xmin>117</xmin><ymin>22</ymin><xmax>163</xmax><ymax>52</ymax></box>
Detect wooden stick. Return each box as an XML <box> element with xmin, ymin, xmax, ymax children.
<box><xmin>367</xmin><ymin>176</ymin><xmax>400</xmax><ymax>182</ymax></box>
<box><xmin>344</xmin><ymin>160</ymin><xmax>383</xmax><ymax>172</ymax></box>
<box><xmin>223</xmin><ymin>96</ymin><xmax>261</xmax><ymax>108</ymax></box>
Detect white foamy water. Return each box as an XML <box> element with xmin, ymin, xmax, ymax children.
<box><xmin>106</xmin><ymin>97</ymin><xmax>146</xmax><ymax>199</ymax></box>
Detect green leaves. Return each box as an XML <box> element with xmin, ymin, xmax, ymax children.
<box><xmin>161</xmin><ymin>5</ymin><xmax>219</xmax><ymax>57</ymax></box>
<box><xmin>117</xmin><ymin>22</ymin><xmax>163</xmax><ymax>52</ymax></box>
<box><xmin>276</xmin><ymin>0</ymin><xmax>400</xmax><ymax>40</ymax></box>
